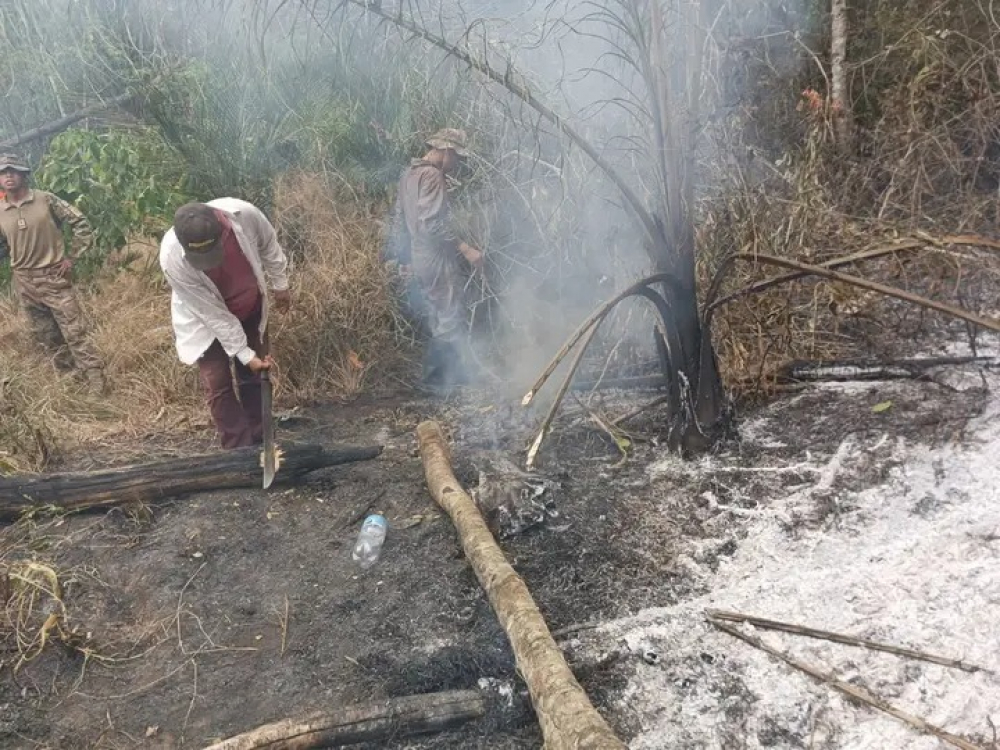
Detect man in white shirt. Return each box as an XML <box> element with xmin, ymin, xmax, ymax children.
<box><xmin>160</xmin><ymin>199</ymin><xmax>291</xmax><ymax>448</ymax></box>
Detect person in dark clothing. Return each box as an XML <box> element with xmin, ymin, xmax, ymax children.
<box><xmin>386</xmin><ymin>128</ymin><xmax>483</xmax><ymax>392</ymax></box>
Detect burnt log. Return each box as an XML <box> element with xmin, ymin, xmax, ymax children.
<box><xmin>202</xmin><ymin>689</ymin><xmax>484</xmax><ymax>750</ymax></box>
<box><xmin>777</xmin><ymin>356</ymin><xmax>998</xmax><ymax>383</ymax></box>
<box><xmin>0</xmin><ymin>442</ymin><xmax>382</xmax><ymax>521</ymax></box>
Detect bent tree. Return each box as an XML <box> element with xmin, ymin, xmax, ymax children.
<box><xmin>285</xmin><ymin>0</ymin><xmax>730</xmax><ymax>453</ymax></box>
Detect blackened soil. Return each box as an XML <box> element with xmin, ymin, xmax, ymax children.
<box><xmin>0</xmin><ymin>388</ymin><xmax>685</xmax><ymax>750</ymax></box>
<box><xmin>1</xmin><ymin>373</ymin><xmax>986</xmax><ymax>750</ymax></box>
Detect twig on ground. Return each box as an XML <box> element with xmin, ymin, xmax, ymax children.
<box><xmin>572</xmin><ymin>395</ymin><xmax>634</xmax><ymax>467</ymax></box>
<box><xmin>706</xmin><ymin>609</ymin><xmax>991</xmax><ymax>674</ymax></box>
<box><xmin>612</xmin><ymin>395</ymin><xmax>671</xmax><ymax>427</ymax></box>
<box><xmin>182</xmin><ymin>659</ymin><xmax>199</xmax><ymax>742</ymax></box>
<box><xmin>551</xmin><ymin>621</ymin><xmax>601</xmax><ymax>640</ymax></box>
<box><xmin>176</xmin><ymin>563</ymin><xmax>207</xmax><ymax>654</ymax></box>
<box><xmin>278</xmin><ymin>595</ymin><xmax>290</xmax><ymax>657</ymax></box>
<box><xmin>708</xmin><ymin>616</ymin><xmax>986</xmax><ymax>750</ymax></box>
<box><xmin>814</xmin><ymin>435</ymin><xmax>855</xmax><ymax>493</ymax></box>
<box><xmin>525</xmin><ymin>324</ymin><xmax>600</xmax><ymax>470</ymax></box>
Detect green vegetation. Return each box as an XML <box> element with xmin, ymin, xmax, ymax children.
<box><xmin>37</xmin><ymin>128</ymin><xmax>192</xmax><ymax>256</ymax></box>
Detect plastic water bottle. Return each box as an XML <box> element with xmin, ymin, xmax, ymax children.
<box><xmin>352</xmin><ymin>514</ymin><xmax>388</xmax><ymax>569</ymax></box>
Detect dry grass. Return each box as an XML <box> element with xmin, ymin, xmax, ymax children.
<box><xmin>704</xmin><ymin>211</ymin><xmax>1000</xmax><ymax>398</ymax></box>
<box><xmin>0</xmin><ymin>264</ymin><xmax>205</xmax><ymax>473</ymax></box>
<box><xmin>0</xmin><ymin>558</ymin><xmax>77</xmax><ymax>674</ymax></box>
<box><xmin>270</xmin><ymin>170</ymin><xmax>414</xmax><ymax>400</ymax></box>
<box><xmin>0</xmin><ymin>173</ymin><xmax>411</xmax><ymax>472</ymax></box>
<box><xmin>0</xmin><ymin>515</ymin><xmax>97</xmax><ymax>676</ymax></box>
<box><xmin>697</xmin><ymin>78</ymin><xmax>1000</xmax><ymax>399</ymax></box>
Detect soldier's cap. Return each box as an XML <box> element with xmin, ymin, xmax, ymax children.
<box><xmin>174</xmin><ymin>202</ymin><xmax>225</xmax><ymax>271</ymax></box>
<box><xmin>0</xmin><ymin>153</ymin><xmax>31</xmax><ymax>173</ymax></box>
<box><xmin>425</xmin><ymin>128</ymin><xmax>471</xmax><ymax>158</ymax></box>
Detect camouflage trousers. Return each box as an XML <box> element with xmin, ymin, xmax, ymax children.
<box><xmin>13</xmin><ymin>266</ymin><xmax>103</xmax><ymax>374</ymax></box>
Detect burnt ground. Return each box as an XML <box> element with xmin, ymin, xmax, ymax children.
<box><xmin>0</xmin><ymin>364</ymin><xmax>992</xmax><ymax>749</ymax></box>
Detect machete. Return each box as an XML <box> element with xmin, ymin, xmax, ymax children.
<box><xmin>261</xmin><ymin>366</ymin><xmax>276</xmax><ymax>489</ymax></box>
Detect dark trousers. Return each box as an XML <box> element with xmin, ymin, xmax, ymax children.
<box><xmin>197</xmin><ymin>307</ymin><xmax>265</xmax><ymax>449</ymax></box>
<box><xmin>394</xmin><ymin>268</ymin><xmax>470</xmax><ymax>392</ymax></box>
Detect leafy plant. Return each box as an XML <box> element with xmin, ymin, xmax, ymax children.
<box><xmin>37</xmin><ymin>127</ymin><xmax>193</xmax><ymax>258</ymax></box>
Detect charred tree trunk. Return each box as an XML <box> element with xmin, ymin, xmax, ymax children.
<box><xmin>319</xmin><ymin>0</ymin><xmax>731</xmax><ymax>454</ymax></box>
<box><xmin>0</xmin><ymin>443</ymin><xmax>382</xmax><ymax>520</ymax></box>
<box><xmin>646</xmin><ymin>0</ymin><xmax>729</xmax><ymax>451</ymax></box>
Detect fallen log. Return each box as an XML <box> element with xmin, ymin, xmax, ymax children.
<box><xmin>202</xmin><ymin>689</ymin><xmax>483</xmax><ymax>750</ymax></box>
<box><xmin>0</xmin><ymin>442</ymin><xmax>382</xmax><ymax>521</ymax></box>
<box><xmin>0</xmin><ymin>71</ymin><xmax>173</xmax><ymax>150</ymax></box>
<box><xmin>776</xmin><ymin>355</ymin><xmax>999</xmax><ymax>383</ymax></box>
<box><xmin>416</xmin><ymin>420</ymin><xmax>626</xmax><ymax>750</ymax></box>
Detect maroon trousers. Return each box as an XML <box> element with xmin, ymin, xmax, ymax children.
<box><xmin>197</xmin><ymin>306</ymin><xmax>266</xmax><ymax>449</ymax></box>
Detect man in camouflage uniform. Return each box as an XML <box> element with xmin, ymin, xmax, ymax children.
<box><xmin>0</xmin><ymin>153</ymin><xmax>107</xmax><ymax>394</ymax></box>
<box><xmin>386</xmin><ymin>128</ymin><xmax>483</xmax><ymax>393</ymax></box>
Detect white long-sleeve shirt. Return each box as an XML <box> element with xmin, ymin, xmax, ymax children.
<box><xmin>159</xmin><ymin>198</ymin><xmax>289</xmax><ymax>365</ymax></box>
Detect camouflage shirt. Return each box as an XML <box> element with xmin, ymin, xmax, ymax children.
<box><xmin>0</xmin><ymin>190</ymin><xmax>94</xmax><ymax>269</ymax></box>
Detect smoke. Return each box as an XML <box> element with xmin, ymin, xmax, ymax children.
<box><xmin>411</xmin><ymin>0</ymin><xmax>821</xmax><ymax>395</ymax></box>
<box><xmin>0</xmin><ymin>0</ymin><xmax>818</xmax><ymax>399</ymax></box>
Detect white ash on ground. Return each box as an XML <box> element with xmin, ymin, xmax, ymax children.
<box><xmin>572</xmin><ymin>373</ymin><xmax>1000</xmax><ymax>749</ymax></box>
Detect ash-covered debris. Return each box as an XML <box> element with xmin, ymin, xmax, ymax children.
<box><xmin>471</xmin><ymin>453</ymin><xmax>563</xmax><ymax>538</ymax></box>
<box><xmin>449</xmin><ymin>399</ymin><xmax>538</xmax><ymax>453</ymax></box>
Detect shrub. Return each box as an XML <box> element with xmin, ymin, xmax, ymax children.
<box><xmin>36</xmin><ymin>127</ymin><xmax>193</xmax><ymax>259</ymax></box>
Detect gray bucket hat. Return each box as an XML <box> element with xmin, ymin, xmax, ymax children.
<box><xmin>0</xmin><ymin>153</ymin><xmax>31</xmax><ymax>173</ymax></box>
<box><xmin>173</xmin><ymin>202</ymin><xmax>225</xmax><ymax>271</ymax></box>
<box><xmin>425</xmin><ymin>128</ymin><xmax>471</xmax><ymax>158</ymax></box>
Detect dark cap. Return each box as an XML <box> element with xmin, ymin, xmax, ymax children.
<box><xmin>174</xmin><ymin>203</ymin><xmax>224</xmax><ymax>271</ymax></box>
<box><xmin>0</xmin><ymin>153</ymin><xmax>31</xmax><ymax>173</ymax></box>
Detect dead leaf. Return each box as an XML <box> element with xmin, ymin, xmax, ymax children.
<box><xmin>397</xmin><ymin>513</ymin><xmax>428</xmax><ymax>529</ymax></box>
<box><xmin>145</xmin><ymin>726</ymin><xmax>159</xmax><ymax>738</ymax></box>
<box><xmin>348</xmin><ymin>350</ymin><xmax>364</xmax><ymax>370</ymax></box>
